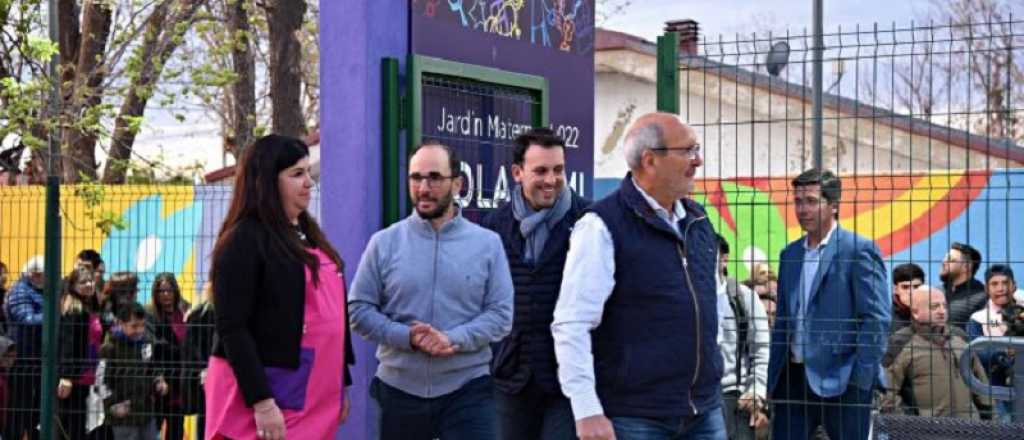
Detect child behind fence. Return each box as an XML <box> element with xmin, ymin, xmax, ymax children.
<box><xmin>101</xmin><ymin>301</ymin><xmax>168</xmax><ymax>440</ymax></box>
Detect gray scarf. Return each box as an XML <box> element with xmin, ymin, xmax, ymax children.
<box><xmin>512</xmin><ymin>184</ymin><xmax>572</xmax><ymax>264</ymax></box>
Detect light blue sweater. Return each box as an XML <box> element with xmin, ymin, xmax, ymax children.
<box><xmin>348</xmin><ymin>210</ymin><xmax>514</xmax><ymax>398</ymax></box>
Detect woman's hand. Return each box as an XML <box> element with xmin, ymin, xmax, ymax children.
<box><xmin>339</xmin><ymin>389</ymin><xmax>350</xmax><ymax>425</ymax></box>
<box><xmin>111</xmin><ymin>400</ymin><xmax>131</xmax><ymax>418</ymax></box>
<box><xmin>56</xmin><ymin>378</ymin><xmax>72</xmax><ymax>399</ymax></box>
<box><xmin>254</xmin><ymin>398</ymin><xmax>286</xmax><ymax>440</ymax></box>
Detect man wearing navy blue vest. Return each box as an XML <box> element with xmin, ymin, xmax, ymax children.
<box><xmin>481</xmin><ymin>128</ymin><xmax>590</xmax><ymax>440</ymax></box>
<box><xmin>768</xmin><ymin>169</ymin><xmax>890</xmax><ymax>440</ymax></box>
<box><xmin>553</xmin><ymin>113</ymin><xmax>725</xmax><ymax>440</ymax></box>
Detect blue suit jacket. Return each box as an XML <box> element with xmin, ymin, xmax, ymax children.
<box><xmin>767</xmin><ymin>226</ymin><xmax>891</xmax><ymax>398</ymax></box>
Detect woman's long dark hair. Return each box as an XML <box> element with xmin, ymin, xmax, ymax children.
<box><xmin>210</xmin><ymin>134</ymin><xmax>343</xmax><ymax>291</ymax></box>
<box><xmin>150</xmin><ymin>272</ymin><xmax>183</xmax><ymax>316</ymax></box>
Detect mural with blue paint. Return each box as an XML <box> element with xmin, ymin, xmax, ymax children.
<box><xmin>100</xmin><ymin>193</ymin><xmax>204</xmax><ymax>306</ymax></box>
<box><xmin>594</xmin><ymin>170</ymin><xmax>1024</xmax><ymax>285</ymax></box>
<box><xmin>0</xmin><ymin>185</ymin><xmax>319</xmax><ymax>307</ymax></box>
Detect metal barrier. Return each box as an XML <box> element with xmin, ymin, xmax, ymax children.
<box><xmin>959</xmin><ymin>336</ymin><xmax>1024</xmax><ymax>420</ymax></box>
<box><xmin>872</xmin><ymin>414</ymin><xmax>1024</xmax><ymax>440</ymax></box>
<box><xmin>0</xmin><ymin>183</ymin><xmax>314</xmax><ymax>439</ymax></box>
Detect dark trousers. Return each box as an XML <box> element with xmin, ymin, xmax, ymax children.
<box><xmin>371</xmin><ymin>375</ymin><xmax>496</xmax><ymax>440</ymax></box>
<box><xmin>770</xmin><ymin>361</ymin><xmax>872</xmax><ymax>440</ymax></box>
<box><xmin>4</xmin><ymin>365</ymin><xmax>41</xmax><ymax>440</ymax></box>
<box><xmin>495</xmin><ymin>378</ymin><xmax>576</xmax><ymax>440</ymax></box>
<box><xmin>56</xmin><ymin>385</ymin><xmax>112</xmax><ymax>440</ymax></box>
<box><xmin>721</xmin><ymin>390</ymin><xmax>757</xmax><ymax>440</ymax></box>
<box><xmin>154</xmin><ymin>413</ymin><xmax>183</xmax><ymax>440</ymax></box>
<box><xmin>57</xmin><ymin>385</ymin><xmax>90</xmax><ymax>440</ymax></box>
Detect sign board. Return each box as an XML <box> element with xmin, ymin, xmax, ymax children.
<box><xmin>409</xmin><ymin>0</ymin><xmax>595</xmax><ymax>215</ymax></box>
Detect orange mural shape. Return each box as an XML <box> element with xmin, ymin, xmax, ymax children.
<box><xmin>696</xmin><ymin>170</ymin><xmax>991</xmax><ymax>257</ymax></box>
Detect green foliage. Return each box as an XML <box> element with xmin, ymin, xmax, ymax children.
<box><xmin>72</xmin><ymin>174</ymin><xmax>130</xmax><ymax>237</ymax></box>
<box><xmin>2</xmin><ymin>0</ymin><xmax>319</xmax><ymax>182</ymax></box>
<box><xmin>107</xmin><ymin>151</ymin><xmax>205</xmax><ymax>185</ymax></box>
<box><xmin>0</xmin><ymin>76</ymin><xmax>51</xmax><ymax>150</ymax></box>
<box><xmin>190</xmin><ymin>63</ymin><xmax>238</xmax><ymax>88</ymax></box>
<box><xmin>122</xmin><ymin>115</ymin><xmax>145</xmax><ymax>135</ymax></box>
<box><xmin>0</xmin><ymin>0</ymin><xmax>51</xmax><ymax>154</ymax></box>
<box><xmin>23</xmin><ymin>36</ymin><xmax>58</xmax><ymax>62</ymax></box>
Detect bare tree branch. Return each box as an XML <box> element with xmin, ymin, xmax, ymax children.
<box><xmin>104</xmin><ymin>0</ymin><xmax>208</xmax><ymax>183</ymax></box>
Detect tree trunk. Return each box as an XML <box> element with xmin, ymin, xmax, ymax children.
<box><xmin>229</xmin><ymin>0</ymin><xmax>257</xmax><ymax>154</ymax></box>
<box><xmin>57</xmin><ymin>0</ymin><xmax>81</xmax><ymax>96</ymax></box>
<box><xmin>266</xmin><ymin>0</ymin><xmax>307</xmax><ymax>138</ymax></box>
<box><xmin>62</xmin><ymin>0</ymin><xmax>112</xmax><ymax>182</ymax></box>
<box><xmin>51</xmin><ymin>0</ymin><xmax>81</xmax><ymax>180</ymax></box>
<box><xmin>103</xmin><ymin>0</ymin><xmax>207</xmax><ymax>183</ymax></box>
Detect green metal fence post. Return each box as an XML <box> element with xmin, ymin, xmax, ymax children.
<box><xmin>382</xmin><ymin>57</ymin><xmax>402</xmax><ymax>226</ymax></box>
<box><xmin>42</xmin><ymin>0</ymin><xmax>62</xmax><ymax>437</ymax></box>
<box><xmin>812</xmin><ymin>0</ymin><xmax>824</xmax><ymax>170</ymax></box>
<box><xmin>656</xmin><ymin>31</ymin><xmax>680</xmax><ymax>114</ymax></box>
<box><xmin>41</xmin><ymin>177</ymin><xmax>60</xmax><ymax>440</ymax></box>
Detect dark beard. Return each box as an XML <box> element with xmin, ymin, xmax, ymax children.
<box><xmin>415</xmin><ymin>191</ymin><xmax>453</xmax><ymax>220</ymax></box>
<box><xmin>939</xmin><ymin>271</ymin><xmax>952</xmax><ymax>285</ymax></box>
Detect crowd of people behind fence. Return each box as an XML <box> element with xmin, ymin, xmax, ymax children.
<box><xmin>0</xmin><ymin>115</ymin><xmax>1021</xmax><ymax>440</ymax></box>
<box><xmin>0</xmin><ymin>252</ymin><xmax>217</xmax><ymax>440</ymax></box>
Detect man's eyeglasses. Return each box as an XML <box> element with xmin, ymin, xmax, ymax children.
<box><xmin>651</xmin><ymin>144</ymin><xmax>701</xmax><ymax>159</ymax></box>
<box><xmin>408</xmin><ymin>172</ymin><xmax>455</xmax><ymax>189</ymax></box>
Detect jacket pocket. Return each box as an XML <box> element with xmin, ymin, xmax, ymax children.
<box><xmin>624</xmin><ymin>342</ymin><xmax>686</xmax><ymax>391</ymax></box>
<box><xmin>491</xmin><ymin>333</ymin><xmax>521</xmax><ymax>380</ymax></box>
<box><xmin>264</xmin><ymin>348</ymin><xmax>315</xmax><ymax>411</ymax></box>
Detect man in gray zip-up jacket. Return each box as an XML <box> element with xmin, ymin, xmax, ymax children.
<box><xmin>349</xmin><ymin>141</ymin><xmax>514</xmax><ymax>440</ymax></box>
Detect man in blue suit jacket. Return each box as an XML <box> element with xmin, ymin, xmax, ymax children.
<box><xmin>768</xmin><ymin>169</ymin><xmax>890</xmax><ymax>440</ymax></box>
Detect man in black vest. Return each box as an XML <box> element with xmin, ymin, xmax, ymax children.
<box><xmin>481</xmin><ymin>127</ymin><xmax>589</xmax><ymax>440</ymax></box>
<box><xmin>553</xmin><ymin>112</ymin><xmax>725</xmax><ymax>440</ymax></box>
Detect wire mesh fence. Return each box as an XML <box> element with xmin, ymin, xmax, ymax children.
<box><xmin>1</xmin><ymin>13</ymin><xmax>1024</xmax><ymax>440</ymax></box>
<box><xmin>713</xmin><ymin>312</ymin><xmax>1024</xmax><ymax>439</ymax></box>
<box><xmin>0</xmin><ymin>184</ymin><xmax>322</xmax><ymax>439</ymax></box>
<box><xmin>679</xmin><ymin>16</ymin><xmax>1024</xmax><ymax>439</ymax></box>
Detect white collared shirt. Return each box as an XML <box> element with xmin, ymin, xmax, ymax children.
<box><xmin>632</xmin><ymin>177</ymin><xmax>686</xmax><ymax>235</ymax></box>
<box><xmin>792</xmin><ymin>221</ymin><xmax>839</xmax><ymax>363</ymax></box>
<box><xmin>551</xmin><ymin>179</ymin><xmax>699</xmax><ymax>420</ymax></box>
<box><xmin>717</xmin><ymin>277</ymin><xmax>771</xmax><ymax>399</ymax></box>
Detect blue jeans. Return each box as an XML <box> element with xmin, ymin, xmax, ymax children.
<box><xmin>371</xmin><ymin>375</ymin><xmax>496</xmax><ymax>440</ymax></box>
<box><xmin>495</xmin><ymin>379</ymin><xmax>576</xmax><ymax>440</ymax></box>
<box><xmin>611</xmin><ymin>405</ymin><xmax>727</xmax><ymax>440</ymax></box>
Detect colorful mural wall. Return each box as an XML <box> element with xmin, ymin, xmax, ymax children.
<box><xmin>596</xmin><ymin>170</ymin><xmax>1024</xmax><ymax>285</ymax></box>
<box><xmin>412</xmin><ymin>0</ymin><xmax>595</xmax><ymax>53</ymax></box>
<box><xmin>4</xmin><ymin>170</ymin><xmax>1019</xmax><ymax>298</ymax></box>
<box><xmin>4</xmin><ymin>171</ymin><xmax>1019</xmax><ymax>296</ymax></box>
<box><xmin>0</xmin><ymin>185</ymin><xmax>321</xmax><ymax>307</ymax></box>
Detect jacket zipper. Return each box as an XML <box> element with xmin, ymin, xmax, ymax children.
<box><xmin>428</xmin><ymin>229</ymin><xmax>440</xmax><ymax>397</ymax></box>
<box><xmin>678</xmin><ymin>214</ymin><xmax>708</xmax><ymax>416</ymax></box>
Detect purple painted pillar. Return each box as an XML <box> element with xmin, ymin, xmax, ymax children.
<box><xmin>321</xmin><ymin>2</ymin><xmax>408</xmax><ymax>439</ymax></box>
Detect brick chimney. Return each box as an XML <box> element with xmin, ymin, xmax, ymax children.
<box><xmin>665</xmin><ymin>19</ymin><xmax>699</xmax><ymax>56</ymax></box>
